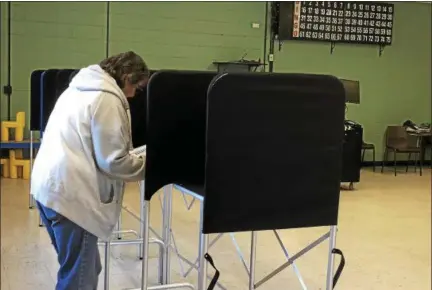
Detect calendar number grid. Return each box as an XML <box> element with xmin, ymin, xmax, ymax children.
<box><xmin>292</xmin><ymin>1</ymin><xmax>394</xmax><ymax>45</ymax></box>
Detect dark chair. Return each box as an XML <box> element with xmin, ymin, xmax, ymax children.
<box><xmin>381</xmin><ymin>126</ymin><xmax>422</xmax><ymax>176</ymax></box>
<box><xmin>361</xmin><ymin>141</ymin><xmax>376</xmax><ymax>171</ymax></box>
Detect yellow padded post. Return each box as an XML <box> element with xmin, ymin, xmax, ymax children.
<box><xmin>15</xmin><ymin>149</ymin><xmax>23</xmax><ymax>159</ymax></box>
<box><xmin>1</xmin><ymin>122</ymin><xmax>9</xmax><ymax>142</ymax></box>
<box><xmin>0</xmin><ymin>158</ymin><xmax>10</xmax><ymax>178</ymax></box>
<box><xmin>17</xmin><ymin>112</ymin><xmax>25</xmax><ymax>126</ymax></box>
<box><xmin>9</xmin><ymin>149</ymin><xmax>31</xmax><ymax>180</ymax></box>
<box><xmin>15</xmin><ymin>149</ymin><xmax>23</xmax><ymax>177</ymax></box>
<box><xmin>1</xmin><ymin>111</ymin><xmax>26</xmax><ymax>142</ymax></box>
<box><xmin>15</xmin><ymin>112</ymin><xmax>25</xmax><ymax>141</ymax></box>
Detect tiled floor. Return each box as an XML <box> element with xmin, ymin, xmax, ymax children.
<box><xmin>1</xmin><ymin>168</ymin><xmax>431</xmax><ymax>290</ymax></box>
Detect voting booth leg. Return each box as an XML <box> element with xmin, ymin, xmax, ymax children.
<box><xmin>138</xmin><ymin>181</ymin><xmax>166</xmax><ymax>283</ymax></box>
<box><xmin>173</xmin><ymin>186</ymin><xmax>307</xmax><ymax>289</ymax></box>
<box><xmin>29</xmin><ymin>131</ymin><xmax>36</xmax><ymax>209</ymax></box>
<box><xmin>161</xmin><ymin>186</ymin><xmax>173</xmax><ymax>284</ymax></box>
<box><xmin>272</xmin><ymin>230</ymin><xmax>307</xmax><ymax>289</ymax></box>
<box><xmin>100</xmin><ymin>239</ymin><xmax>165</xmax><ymax>290</ymax></box>
<box><xmin>107</xmin><ymin>183</ymin><xmax>143</xmax><ymax>258</ymax></box>
<box><xmin>139</xmin><ymin>181</ymin><xmax>145</xmax><ymax>259</ymax></box>
<box><xmin>104</xmin><ymin>241</ymin><xmax>111</xmax><ymax>290</ymax></box>
<box><xmin>134</xmin><ymin>195</ymin><xmax>195</xmax><ymax>290</ymax></box>
<box><xmin>38</xmin><ymin>215</ymin><xmax>44</xmax><ymax>227</ymax></box>
<box><xmin>30</xmin><ymin>132</ymin><xmax>43</xmax><ymax>228</ymax></box>
<box><xmin>140</xmin><ymin>198</ymin><xmax>151</xmax><ymax>289</ymax></box>
<box><xmin>114</xmin><ymin>212</ymin><xmax>122</xmax><ymax>239</ymax></box>
<box><xmin>197</xmin><ymin>201</ymin><xmax>209</xmax><ymax>290</ymax></box>
<box><xmin>196</xmin><ymin>226</ymin><xmax>257</xmax><ymax>290</ymax></box>
<box><xmin>248</xmin><ymin>232</ymin><xmax>257</xmax><ymax>290</ymax></box>
<box><xmin>100</xmin><ymin>181</ymin><xmax>166</xmax><ymax>290</ymax></box>
<box><xmin>326</xmin><ymin>226</ymin><xmax>337</xmax><ymax>290</ymax></box>
<box><xmin>138</xmin><ymin>180</ymin><xmax>161</xmax><ymax>266</ymax></box>
<box><xmin>254</xmin><ymin>226</ymin><xmax>344</xmax><ymax>289</ymax></box>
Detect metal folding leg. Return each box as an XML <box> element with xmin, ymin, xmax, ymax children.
<box><xmin>114</xmin><ymin>211</ymin><xmax>123</xmax><ymax>239</ymax></box>
<box><xmin>101</xmin><ymin>180</ymin><xmax>166</xmax><ymax>290</ymax></box>
<box><xmin>130</xmin><ymin>182</ymin><xmax>194</xmax><ymax>290</ymax></box>
<box><xmin>172</xmin><ymin>186</ymin><xmax>306</xmax><ymax>290</ymax></box>
<box><xmin>29</xmin><ymin>132</ymin><xmax>44</xmax><ymax>227</ymax></box>
<box><xmin>104</xmin><ymin>240</ymin><xmax>111</xmax><ymax>290</ymax></box>
<box><xmin>255</xmin><ymin>226</ymin><xmax>340</xmax><ymax>290</ymax></box>
<box><xmin>103</xmin><ymin>236</ymin><xmax>165</xmax><ymax>290</ymax></box>
<box><xmin>161</xmin><ymin>185</ymin><xmax>173</xmax><ymax>284</ymax></box>
<box><xmin>100</xmin><ymin>181</ymin><xmax>146</xmax><ymax>246</ymax></box>
<box><xmin>325</xmin><ymin>226</ymin><xmax>337</xmax><ymax>290</ymax></box>
<box><xmin>248</xmin><ymin>232</ymin><xmax>257</xmax><ymax>290</ymax></box>
<box><xmin>145</xmin><ymin>185</ymin><xmax>340</xmax><ymax>290</ymax></box>
<box><xmin>273</xmin><ymin>230</ymin><xmax>307</xmax><ymax>289</ymax></box>
<box><xmin>110</xmin><ymin>213</ymin><xmax>142</xmax><ymax>242</ymax></box>
<box><xmin>29</xmin><ymin>131</ymin><xmax>36</xmax><ymax>209</ymax></box>
<box><xmin>38</xmin><ymin>215</ymin><xmax>44</xmax><ymax>227</ymax></box>
<box><xmin>197</xmin><ymin>201</ymin><xmax>209</xmax><ymax>290</ymax></box>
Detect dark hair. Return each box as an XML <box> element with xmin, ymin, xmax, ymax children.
<box><xmin>99</xmin><ymin>51</ymin><xmax>150</xmax><ymax>88</ymax></box>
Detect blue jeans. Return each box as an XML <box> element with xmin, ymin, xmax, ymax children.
<box><xmin>37</xmin><ymin>202</ymin><xmax>102</xmax><ymax>290</ymax></box>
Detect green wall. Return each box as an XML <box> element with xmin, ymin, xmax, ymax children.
<box><xmin>6</xmin><ymin>2</ymin><xmax>107</xmax><ymax>126</ymax></box>
<box><xmin>274</xmin><ymin>2</ymin><xmax>431</xmax><ymax>160</ymax></box>
<box><xmin>0</xmin><ymin>2</ymin><xmax>430</xmax><ymax>161</ymax></box>
<box><xmin>109</xmin><ymin>2</ymin><xmax>265</xmax><ymax>69</ymax></box>
<box><xmin>0</xmin><ymin>2</ymin><xmax>8</xmax><ymax>119</ymax></box>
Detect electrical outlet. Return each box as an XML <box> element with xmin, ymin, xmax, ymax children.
<box><xmin>252</xmin><ymin>23</ymin><xmax>260</xmax><ymax>29</ymax></box>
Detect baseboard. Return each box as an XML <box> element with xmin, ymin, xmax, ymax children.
<box><xmin>362</xmin><ymin>160</ymin><xmax>432</xmax><ymax>167</ymax></box>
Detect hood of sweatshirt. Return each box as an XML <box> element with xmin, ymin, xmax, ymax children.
<box><xmin>69</xmin><ymin>64</ymin><xmax>129</xmax><ymax>110</ymax></box>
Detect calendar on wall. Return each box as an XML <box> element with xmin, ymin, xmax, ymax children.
<box><xmin>290</xmin><ymin>1</ymin><xmax>394</xmax><ymax>45</ymax></box>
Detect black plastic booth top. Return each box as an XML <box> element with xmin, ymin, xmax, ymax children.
<box><xmin>40</xmin><ymin>69</ymin><xmax>59</xmax><ymax>132</ymax></box>
<box><xmin>129</xmin><ymin>70</ymin><xmax>158</xmax><ymax>148</ymax></box>
<box><xmin>145</xmin><ymin>70</ymin><xmax>217</xmax><ymax>199</ymax></box>
<box><xmin>144</xmin><ymin>71</ymin><xmax>345</xmax><ymax>234</ymax></box>
<box><xmin>34</xmin><ymin>67</ymin><xmax>149</xmax><ymax>141</ymax></box>
<box><xmin>38</xmin><ymin>69</ymin><xmax>77</xmax><ymax>132</ymax></box>
<box><xmin>56</xmin><ymin>69</ymin><xmax>76</xmax><ymax>97</ymax></box>
<box><xmin>203</xmin><ymin>73</ymin><xmax>345</xmax><ymax>234</ymax></box>
<box><xmin>30</xmin><ymin>70</ymin><xmax>45</xmax><ymax>131</ymax></box>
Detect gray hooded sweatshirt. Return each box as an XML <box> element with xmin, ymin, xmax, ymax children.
<box><xmin>31</xmin><ymin>64</ymin><xmax>145</xmax><ymax>241</ymax></box>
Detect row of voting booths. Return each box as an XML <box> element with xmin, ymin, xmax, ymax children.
<box><xmin>28</xmin><ymin>69</ymin><xmax>79</xmax><ymax>209</ymax></box>
<box><xmin>30</xmin><ymin>68</ymin><xmax>139</xmax><ymax>241</ymax></box>
<box><xmin>29</xmin><ymin>69</ymin><xmax>80</xmax><ymax>210</ymax></box>
<box><xmin>30</xmin><ymin>68</ymin><xmax>346</xmax><ymax>290</ymax></box>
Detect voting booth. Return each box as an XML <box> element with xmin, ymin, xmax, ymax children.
<box><xmin>32</xmin><ymin>67</ymin><xmax>346</xmax><ymax>290</ymax></box>
<box><xmin>132</xmin><ymin>70</ymin><xmax>346</xmax><ymax>290</ymax></box>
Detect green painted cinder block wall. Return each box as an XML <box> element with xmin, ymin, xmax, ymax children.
<box><xmin>273</xmin><ymin>2</ymin><xmax>431</xmax><ymax>160</ymax></box>
<box><xmin>0</xmin><ymin>1</ymin><xmax>8</xmax><ymax>119</ymax></box>
<box><xmin>0</xmin><ymin>2</ymin><xmax>430</xmax><ymax>161</ymax></box>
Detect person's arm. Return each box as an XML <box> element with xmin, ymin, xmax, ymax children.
<box><xmin>91</xmin><ymin>93</ymin><xmax>145</xmax><ymax>182</ymax></box>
